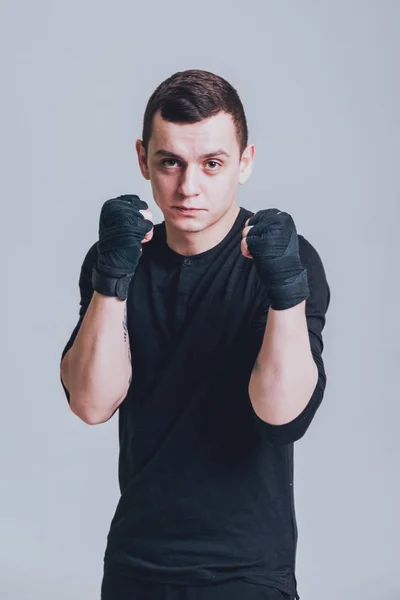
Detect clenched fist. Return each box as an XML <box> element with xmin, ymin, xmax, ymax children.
<box><xmin>241</xmin><ymin>208</ymin><xmax>309</xmax><ymax>311</ymax></box>
<box><xmin>93</xmin><ymin>194</ymin><xmax>154</xmax><ymax>300</ymax></box>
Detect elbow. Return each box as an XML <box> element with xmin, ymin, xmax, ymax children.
<box><xmin>69</xmin><ymin>400</ymin><xmax>105</xmax><ymax>425</ymax></box>
<box><xmin>254</xmin><ymin>412</ymin><xmax>313</xmax><ymax>447</ymax></box>
<box><xmin>72</xmin><ymin>407</ymin><xmax>109</xmax><ymax>425</ymax></box>
<box><xmin>61</xmin><ymin>350</ymin><xmax>130</xmax><ymax>425</ymax></box>
<box><xmin>251</xmin><ymin>373</ymin><xmax>327</xmax><ymax>446</ymax></box>
<box><xmin>69</xmin><ymin>392</ymin><xmax>126</xmax><ymax>425</ymax></box>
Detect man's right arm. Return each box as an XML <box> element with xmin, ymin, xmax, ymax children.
<box><xmin>60</xmin><ymin>195</ymin><xmax>153</xmax><ymax>425</ymax></box>
<box><xmin>60</xmin><ymin>291</ymin><xmax>132</xmax><ymax>425</ymax></box>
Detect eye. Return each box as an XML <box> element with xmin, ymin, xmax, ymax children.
<box><xmin>161</xmin><ymin>159</ymin><xmax>180</xmax><ymax>168</ymax></box>
<box><xmin>206</xmin><ymin>161</ymin><xmax>221</xmax><ymax>170</ymax></box>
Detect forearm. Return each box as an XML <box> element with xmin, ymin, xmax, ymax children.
<box><xmin>249</xmin><ymin>300</ymin><xmax>318</xmax><ymax>426</ymax></box>
<box><xmin>61</xmin><ymin>292</ymin><xmax>132</xmax><ymax>424</ymax></box>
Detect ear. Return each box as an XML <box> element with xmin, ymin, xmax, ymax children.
<box><xmin>136</xmin><ymin>139</ymin><xmax>150</xmax><ymax>181</ymax></box>
<box><xmin>238</xmin><ymin>144</ymin><xmax>256</xmax><ymax>185</ymax></box>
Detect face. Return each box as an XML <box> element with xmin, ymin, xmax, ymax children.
<box><xmin>136</xmin><ymin>110</ymin><xmax>255</xmax><ymax>236</ymax></box>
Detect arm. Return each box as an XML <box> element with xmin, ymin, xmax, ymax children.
<box><xmin>60</xmin><ymin>195</ymin><xmax>153</xmax><ymax>425</ymax></box>
<box><xmin>247</xmin><ymin>233</ymin><xmax>330</xmax><ymax>446</ymax></box>
<box><xmin>249</xmin><ymin>300</ymin><xmax>318</xmax><ymax>426</ymax></box>
<box><xmin>61</xmin><ymin>292</ymin><xmax>132</xmax><ymax>425</ymax></box>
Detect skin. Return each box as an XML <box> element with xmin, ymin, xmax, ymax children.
<box><xmin>135</xmin><ymin>109</ymin><xmax>255</xmax><ymax>257</ymax></box>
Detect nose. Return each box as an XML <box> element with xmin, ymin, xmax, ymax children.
<box><xmin>177</xmin><ymin>164</ymin><xmax>200</xmax><ymax>198</ymax></box>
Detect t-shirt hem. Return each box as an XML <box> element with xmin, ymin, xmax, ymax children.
<box><xmin>103</xmin><ymin>559</ymin><xmax>297</xmax><ymax>596</ymax></box>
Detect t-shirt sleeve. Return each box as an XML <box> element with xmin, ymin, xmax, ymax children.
<box><xmin>60</xmin><ymin>242</ymin><xmax>98</xmax><ymax>403</ymax></box>
<box><xmin>250</xmin><ymin>234</ymin><xmax>331</xmax><ymax>446</ymax></box>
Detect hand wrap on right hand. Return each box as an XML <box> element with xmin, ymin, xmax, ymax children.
<box><xmin>96</xmin><ymin>194</ymin><xmax>153</xmax><ymax>280</ymax></box>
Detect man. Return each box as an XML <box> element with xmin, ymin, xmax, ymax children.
<box><xmin>60</xmin><ymin>69</ymin><xmax>330</xmax><ymax>600</ymax></box>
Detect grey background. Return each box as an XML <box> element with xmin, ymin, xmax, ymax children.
<box><xmin>1</xmin><ymin>1</ymin><xmax>399</xmax><ymax>599</ymax></box>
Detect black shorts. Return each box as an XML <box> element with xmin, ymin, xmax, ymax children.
<box><xmin>100</xmin><ymin>571</ymin><xmax>294</xmax><ymax>600</ymax></box>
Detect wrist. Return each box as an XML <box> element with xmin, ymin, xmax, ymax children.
<box><xmin>92</xmin><ymin>265</ymin><xmax>133</xmax><ymax>301</ymax></box>
<box><xmin>265</xmin><ymin>268</ymin><xmax>310</xmax><ymax>311</ymax></box>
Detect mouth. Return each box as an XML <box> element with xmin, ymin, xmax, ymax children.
<box><xmin>173</xmin><ymin>207</ymin><xmax>204</xmax><ymax>214</ymax></box>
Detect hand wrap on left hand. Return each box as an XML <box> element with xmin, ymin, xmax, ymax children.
<box><xmin>246</xmin><ymin>208</ymin><xmax>310</xmax><ymax>311</ymax></box>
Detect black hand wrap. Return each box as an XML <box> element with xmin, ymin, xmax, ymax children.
<box><xmin>93</xmin><ymin>194</ymin><xmax>153</xmax><ymax>297</ymax></box>
<box><xmin>246</xmin><ymin>209</ymin><xmax>310</xmax><ymax>311</ymax></box>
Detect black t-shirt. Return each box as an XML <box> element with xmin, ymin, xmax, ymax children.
<box><xmin>60</xmin><ymin>206</ymin><xmax>330</xmax><ymax>598</ymax></box>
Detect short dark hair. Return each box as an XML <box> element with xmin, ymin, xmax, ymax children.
<box><xmin>141</xmin><ymin>69</ymin><xmax>248</xmax><ymax>158</ymax></box>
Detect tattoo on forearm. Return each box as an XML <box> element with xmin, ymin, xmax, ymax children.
<box><xmin>123</xmin><ymin>303</ymin><xmax>132</xmax><ymax>386</ymax></box>
<box><xmin>123</xmin><ymin>303</ymin><xmax>128</xmax><ymax>343</ymax></box>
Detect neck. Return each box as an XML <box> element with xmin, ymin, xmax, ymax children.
<box><xmin>165</xmin><ymin>202</ymin><xmax>241</xmax><ymax>257</ymax></box>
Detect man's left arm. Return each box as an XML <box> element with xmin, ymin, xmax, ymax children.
<box><xmin>249</xmin><ymin>300</ymin><xmax>318</xmax><ymax>426</ymax></box>
<box><xmin>242</xmin><ymin>209</ymin><xmax>331</xmax><ymax>445</ymax></box>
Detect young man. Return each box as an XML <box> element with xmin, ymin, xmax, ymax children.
<box><xmin>60</xmin><ymin>69</ymin><xmax>330</xmax><ymax>600</ymax></box>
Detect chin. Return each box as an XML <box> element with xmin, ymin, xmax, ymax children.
<box><xmin>168</xmin><ymin>220</ymin><xmax>207</xmax><ymax>233</ymax></box>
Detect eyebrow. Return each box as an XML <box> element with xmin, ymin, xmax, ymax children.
<box><xmin>153</xmin><ymin>149</ymin><xmax>230</xmax><ymax>160</ymax></box>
